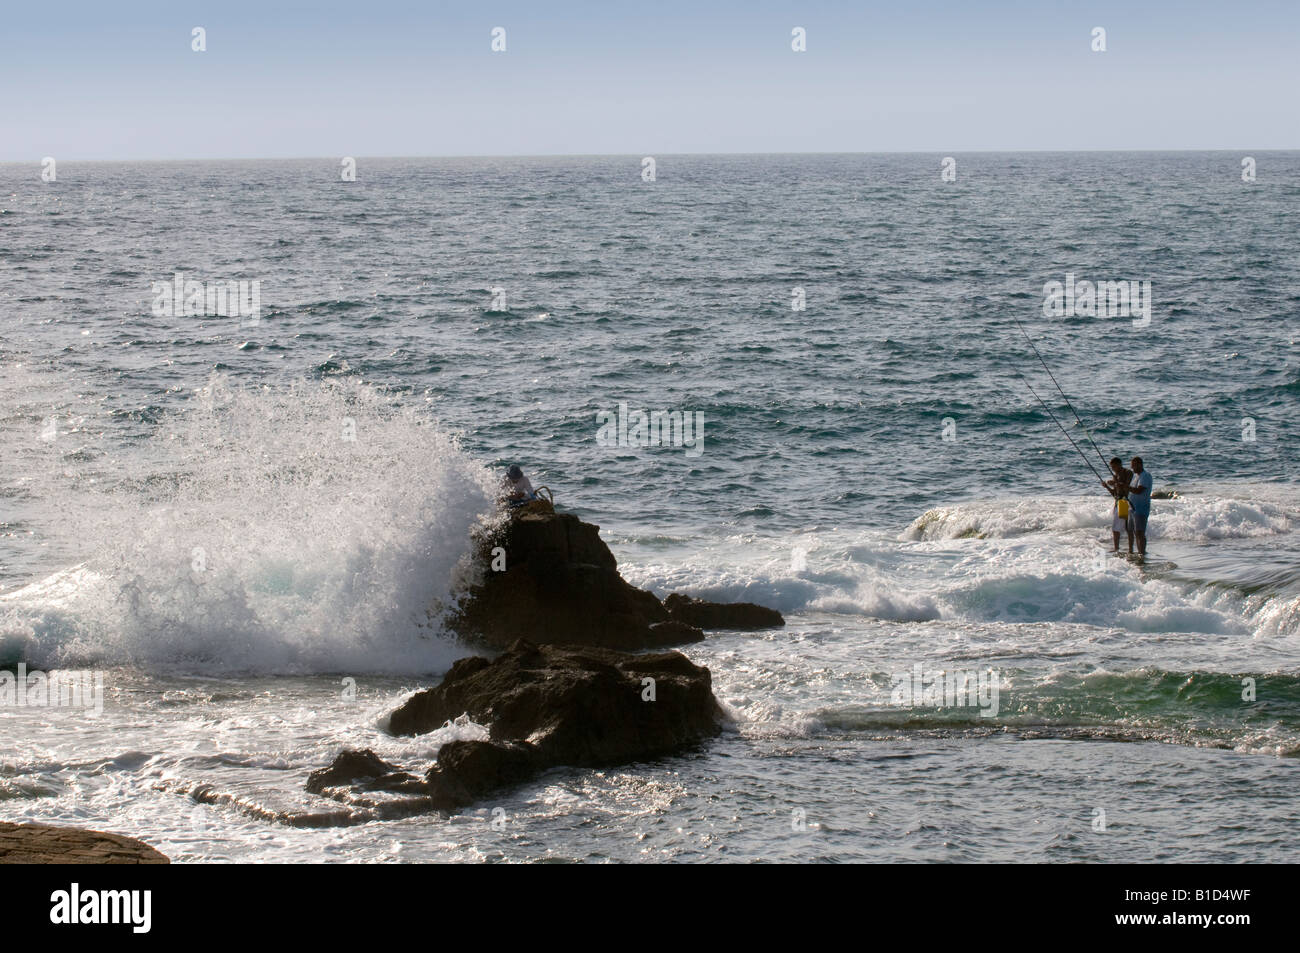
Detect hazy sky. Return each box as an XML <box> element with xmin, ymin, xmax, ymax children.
<box><xmin>4</xmin><ymin>0</ymin><xmax>1297</xmax><ymax>159</ymax></box>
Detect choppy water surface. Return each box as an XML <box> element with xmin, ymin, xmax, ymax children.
<box><xmin>1</xmin><ymin>154</ymin><xmax>1298</xmax><ymax>861</ymax></box>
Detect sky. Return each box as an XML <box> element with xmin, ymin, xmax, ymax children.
<box><xmin>2</xmin><ymin>0</ymin><xmax>1297</xmax><ymax>160</ymax></box>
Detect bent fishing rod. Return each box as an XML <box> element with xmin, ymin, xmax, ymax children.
<box><xmin>1010</xmin><ymin>314</ymin><xmax>1111</xmax><ymax>474</ymax></box>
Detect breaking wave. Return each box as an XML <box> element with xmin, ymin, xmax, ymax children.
<box><xmin>0</xmin><ymin>375</ymin><xmax>500</xmax><ymax>675</ymax></box>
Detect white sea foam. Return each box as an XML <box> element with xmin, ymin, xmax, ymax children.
<box><xmin>623</xmin><ymin>492</ymin><xmax>1299</xmax><ymax>642</ymax></box>
<box><xmin>0</xmin><ymin>375</ymin><xmax>500</xmax><ymax>675</ymax></box>
<box><xmin>904</xmin><ymin>493</ymin><xmax>1295</xmax><ymax>543</ymax></box>
<box><xmin>809</xmin><ymin>585</ymin><xmax>941</xmax><ymax>622</ymax></box>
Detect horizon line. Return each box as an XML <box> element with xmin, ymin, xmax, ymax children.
<box><xmin>3</xmin><ymin>148</ymin><xmax>1297</xmax><ymax>165</ymax></box>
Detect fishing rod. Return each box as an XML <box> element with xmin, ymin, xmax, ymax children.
<box><xmin>1015</xmin><ymin>368</ymin><xmax>1109</xmax><ymax>488</ymax></box>
<box><xmin>1010</xmin><ymin>314</ymin><xmax>1111</xmax><ymax>474</ymax></box>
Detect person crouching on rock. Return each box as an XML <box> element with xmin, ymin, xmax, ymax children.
<box><xmin>502</xmin><ymin>464</ymin><xmax>537</xmax><ymax>507</ymax></box>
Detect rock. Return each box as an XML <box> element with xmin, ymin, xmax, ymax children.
<box><xmin>0</xmin><ymin>822</ymin><xmax>168</xmax><ymax>864</ymax></box>
<box><xmin>450</xmin><ymin>507</ymin><xmax>786</xmax><ymax>649</ymax></box>
<box><xmin>649</xmin><ymin>619</ymin><xmax>708</xmax><ymax>642</ymax></box>
<box><xmin>314</xmin><ymin>640</ymin><xmax>725</xmax><ymax>812</ymax></box>
<box><xmin>451</xmin><ymin>510</ymin><xmax>705</xmax><ymax>650</ymax></box>
<box><xmin>305</xmin><ymin>748</ymin><xmax>426</xmax><ymax>796</ymax></box>
<box><xmin>663</xmin><ymin>593</ymin><xmax>785</xmax><ymax>630</ymax></box>
<box><xmin>389</xmin><ymin>640</ymin><xmax>723</xmax><ymax>753</ymax></box>
<box><xmin>424</xmin><ymin>740</ymin><xmax>540</xmax><ymax>807</ymax></box>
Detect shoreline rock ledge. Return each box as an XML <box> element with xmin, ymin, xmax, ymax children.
<box><xmin>308</xmin><ymin>640</ymin><xmax>724</xmax><ymax>814</ymax></box>
<box><xmin>450</xmin><ymin>507</ymin><xmax>784</xmax><ymax>650</ymax></box>
<box><xmin>0</xmin><ymin>822</ymin><xmax>168</xmax><ymax>864</ymax></box>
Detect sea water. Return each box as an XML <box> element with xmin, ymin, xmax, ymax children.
<box><xmin>1</xmin><ymin>153</ymin><xmax>1297</xmax><ymax>861</ymax></box>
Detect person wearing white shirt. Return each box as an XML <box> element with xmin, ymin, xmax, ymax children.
<box><xmin>503</xmin><ymin>464</ymin><xmax>536</xmax><ymax>505</ymax></box>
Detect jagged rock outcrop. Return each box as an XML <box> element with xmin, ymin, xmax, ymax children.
<box><xmin>389</xmin><ymin>639</ymin><xmax>723</xmax><ymax>745</ymax></box>
<box><xmin>449</xmin><ymin>507</ymin><xmax>784</xmax><ymax>649</ymax></box>
<box><xmin>304</xmin><ymin>506</ymin><xmax>785</xmax><ymax>814</ymax></box>
<box><xmin>451</xmin><ymin>509</ymin><xmax>702</xmax><ymax>649</ymax></box>
<box><xmin>309</xmin><ymin>640</ymin><xmax>724</xmax><ymax>812</ymax></box>
<box><xmin>663</xmin><ymin>593</ymin><xmax>786</xmax><ymax>630</ymax></box>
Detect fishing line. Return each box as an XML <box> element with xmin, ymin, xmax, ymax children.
<box><xmin>1011</xmin><ymin>314</ymin><xmax>1111</xmax><ymax>473</ymax></box>
<box><xmin>1015</xmin><ymin>368</ymin><xmax>1108</xmax><ymax>487</ymax></box>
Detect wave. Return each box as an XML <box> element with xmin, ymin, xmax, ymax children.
<box><xmin>715</xmin><ymin>665</ymin><xmax>1300</xmax><ymax>756</ymax></box>
<box><xmin>806</xmin><ymin>667</ymin><xmax>1300</xmax><ymax>756</ymax></box>
<box><xmin>937</xmin><ymin>567</ymin><xmax>1249</xmax><ymax>633</ymax></box>
<box><xmin>623</xmin><ymin>491</ymin><xmax>1300</xmax><ymax>640</ymax></box>
<box><xmin>629</xmin><ymin>560</ymin><xmax>940</xmax><ymax>623</ymax></box>
<box><xmin>905</xmin><ymin>493</ymin><xmax>1296</xmax><ymax>543</ymax></box>
<box><xmin>0</xmin><ymin>375</ymin><xmax>500</xmax><ymax>675</ymax></box>
<box><xmin>631</xmin><ymin>564</ymin><xmax>1290</xmax><ymax>636</ymax></box>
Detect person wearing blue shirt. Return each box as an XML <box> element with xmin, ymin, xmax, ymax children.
<box><xmin>1127</xmin><ymin>456</ymin><xmax>1153</xmax><ymax>556</ymax></box>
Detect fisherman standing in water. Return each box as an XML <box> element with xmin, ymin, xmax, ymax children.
<box><xmin>1104</xmin><ymin>457</ymin><xmax>1135</xmax><ymax>554</ymax></box>
<box><xmin>1127</xmin><ymin>456</ymin><xmax>1152</xmax><ymax>557</ymax></box>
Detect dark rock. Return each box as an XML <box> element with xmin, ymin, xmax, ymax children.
<box><xmin>306</xmin><ymin>748</ymin><xmax>395</xmax><ymax>789</ymax></box>
<box><xmin>389</xmin><ymin>640</ymin><xmax>723</xmax><ymax>755</ymax></box>
<box><xmin>649</xmin><ymin>619</ymin><xmax>708</xmax><ymax>642</ymax></box>
<box><xmin>314</xmin><ymin>640</ymin><xmax>725</xmax><ymax>812</ymax></box>
<box><xmin>306</xmin><ymin>748</ymin><xmax>425</xmax><ymax>796</ymax></box>
<box><xmin>451</xmin><ymin>510</ymin><xmax>704</xmax><ymax>650</ymax></box>
<box><xmin>664</xmin><ymin>593</ymin><xmax>785</xmax><ymax>630</ymax></box>
<box><xmin>424</xmin><ymin>740</ymin><xmax>541</xmax><ymax>806</ymax></box>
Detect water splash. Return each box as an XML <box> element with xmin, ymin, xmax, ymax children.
<box><xmin>1</xmin><ymin>374</ymin><xmax>502</xmax><ymax>674</ymax></box>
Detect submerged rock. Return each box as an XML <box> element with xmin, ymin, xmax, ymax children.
<box><xmin>312</xmin><ymin>640</ymin><xmax>724</xmax><ymax>812</ymax></box>
<box><xmin>663</xmin><ymin>593</ymin><xmax>785</xmax><ymax>630</ymax></box>
<box><xmin>450</xmin><ymin>507</ymin><xmax>784</xmax><ymax>649</ymax></box>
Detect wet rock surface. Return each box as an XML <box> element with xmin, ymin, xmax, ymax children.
<box><xmin>663</xmin><ymin>592</ymin><xmax>786</xmax><ymax>630</ymax></box>
<box><xmin>311</xmin><ymin>640</ymin><xmax>725</xmax><ymax>813</ymax></box>
<box><xmin>450</xmin><ymin>508</ymin><xmax>783</xmax><ymax>648</ymax></box>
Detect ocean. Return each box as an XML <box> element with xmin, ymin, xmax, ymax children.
<box><xmin>1</xmin><ymin>152</ymin><xmax>1298</xmax><ymax>862</ymax></box>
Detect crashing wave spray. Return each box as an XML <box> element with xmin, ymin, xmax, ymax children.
<box><xmin>1</xmin><ymin>374</ymin><xmax>502</xmax><ymax>674</ymax></box>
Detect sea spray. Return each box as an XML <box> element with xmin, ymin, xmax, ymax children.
<box><xmin>0</xmin><ymin>375</ymin><xmax>502</xmax><ymax>674</ymax></box>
